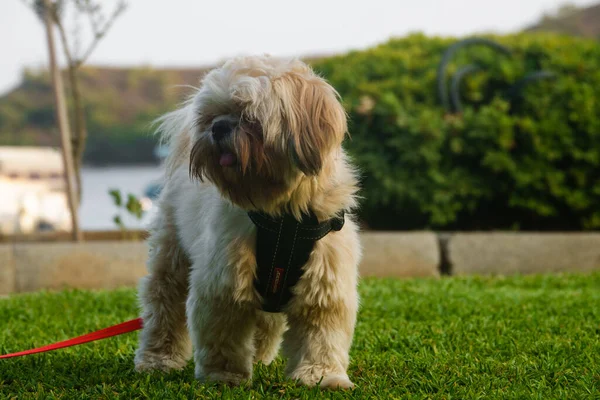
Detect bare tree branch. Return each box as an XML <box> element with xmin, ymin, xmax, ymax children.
<box><xmin>75</xmin><ymin>0</ymin><xmax>127</xmax><ymax>67</ymax></box>
<box><xmin>23</xmin><ymin>0</ymin><xmax>127</xmax><ymax>68</ymax></box>
<box><xmin>54</xmin><ymin>18</ymin><xmax>74</xmax><ymax>64</ymax></box>
<box><xmin>86</xmin><ymin>6</ymin><xmax>100</xmax><ymax>37</ymax></box>
<box><xmin>70</xmin><ymin>8</ymin><xmax>82</xmax><ymax>63</ymax></box>
<box><xmin>21</xmin><ymin>0</ymin><xmax>73</xmax><ymax>63</ymax></box>
<box><xmin>22</xmin><ymin>0</ymin><xmax>64</xmax><ymax>24</ymax></box>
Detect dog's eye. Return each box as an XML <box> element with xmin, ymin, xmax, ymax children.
<box><xmin>240</xmin><ymin>114</ymin><xmax>256</xmax><ymax>126</ymax></box>
<box><xmin>245</xmin><ymin>119</ymin><xmax>261</xmax><ymax>131</ymax></box>
<box><xmin>240</xmin><ymin>116</ymin><xmax>263</xmax><ymax>137</ymax></box>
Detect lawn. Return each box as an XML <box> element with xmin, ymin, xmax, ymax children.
<box><xmin>1</xmin><ymin>273</ymin><xmax>599</xmax><ymax>399</ymax></box>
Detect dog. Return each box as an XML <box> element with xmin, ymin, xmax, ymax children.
<box><xmin>133</xmin><ymin>55</ymin><xmax>362</xmax><ymax>390</ymax></box>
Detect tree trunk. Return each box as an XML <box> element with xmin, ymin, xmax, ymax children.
<box><xmin>43</xmin><ymin>0</ymin><xmax>83</xmax><ymax>242</ymax></box>
<box><xmin>67</xmin><ymin>65</ymin><xmax>87</xmax><ymax>204</ymax></box>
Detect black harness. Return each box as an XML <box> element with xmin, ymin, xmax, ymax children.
<box><xmin>248</xmin><ymin>210</ymin><xmax>345</xmax><ymax>313</ymax></box>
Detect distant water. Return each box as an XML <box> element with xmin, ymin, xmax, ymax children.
<box><xmin>80</xmin><ymin>165</ymin><xmax>163</xmax><ymax>230</ymax></box>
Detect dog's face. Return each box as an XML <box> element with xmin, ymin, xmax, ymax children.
<box><xmin>188</xmin><ymin>56</ymin><xmax>347</xmax><ymax>211</ymax></box>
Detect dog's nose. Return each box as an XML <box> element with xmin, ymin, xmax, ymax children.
<box><xmin>212</xmin><ymin>120</ymin><xmax>232</xmax><ymax>141</ymax></box>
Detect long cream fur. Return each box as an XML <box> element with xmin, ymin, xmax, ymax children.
<box><xmin>134</xmin><ymin>55</ymin><xmax>362</xmax><ymax>390</ymax></box>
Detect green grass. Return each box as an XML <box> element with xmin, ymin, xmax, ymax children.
<box><xmin>1</xmin><ymin>273</ymin><xmax>599</xmax><ymax>399</ymax></box>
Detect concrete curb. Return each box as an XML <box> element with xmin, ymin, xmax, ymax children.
<box><xmin>448</xmin><ymin>232</ymin><xmax>600</xmax><ymax>275</ymax></box>
<box><xmin>0</xmin><ymin>244</ymin><xmax>15</xmax><ymax>295</ymax></box>
<box><xmin>360</xmin><ymin>232</ymin><xmax>440</xmax><ymax>278</ymax></box>
<box><xmin>1</xmin><ymin>232</ymin><xmax>600</xmax><ymax>294</ymax></box>
<box><xmin>12</xmin><ymin>241</ymin><xmax>148</xmax><ymax>294</ymax></box>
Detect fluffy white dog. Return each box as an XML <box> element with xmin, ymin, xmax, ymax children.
<box><xmin>133</xmin><ymin>55</ymin><xmax>362</xmax><ymax>390</ymax></box>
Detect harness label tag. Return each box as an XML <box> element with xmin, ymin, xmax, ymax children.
<box><xmin>272</xmin><ymin>268</ymin><xmax>284</xmax><ymax>293</ymax></box>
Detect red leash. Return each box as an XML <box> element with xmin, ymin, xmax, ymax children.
<box><xmin>0</xmin><ymin>318</ymin><xmax>143</xmax><ymax>359</ymax></box>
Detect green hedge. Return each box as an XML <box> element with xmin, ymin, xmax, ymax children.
<box><xmin>313</xmin><ymin>34</ymin><xmax>600</xmax><ymax>230</ymax></box>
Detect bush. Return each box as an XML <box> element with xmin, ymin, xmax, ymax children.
<box><xmin>313</xmin><ymin>33</ymin><xmax>600</xmax><ymax>230</ymax></box>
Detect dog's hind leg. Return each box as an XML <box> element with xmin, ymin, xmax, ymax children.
<box><xmin>134</xmin><ymin>205</ymin><xmax>192</xmax><ymax>372</ymax></box>
<box><xmin>253</xmin><ymin>312</ymin><xmax>287</xmax><ymax>365</ymax></box>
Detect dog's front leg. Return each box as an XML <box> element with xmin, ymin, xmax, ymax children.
<box><xmin>134</xmin><ymin>208</ymin><xmax>192</xmax><ymax>373</ymax></box>
<box><xmin>282</xmin><ymin>297</ymin><xmax>357</xmax><ymax>390</ymax></box>
<box><xmin>187</xmin><ymin>288</ymin><xmax>257</xmax><ymax>386</ymax></box>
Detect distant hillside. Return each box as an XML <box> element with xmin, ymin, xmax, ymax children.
<box><xmin>526</xmin><ymin>2</ymin><xmax>600</xmax><ymax>38</ymax></box>
<box><xmin>0</xmin><ymin>66</ymin><xmax>211</xmax><ymax>164</ymax></box>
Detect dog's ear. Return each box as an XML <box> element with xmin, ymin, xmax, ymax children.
<box><xmin>275</xmin><ymin>74</ymin><xmax>347</xmax><ymax>176</ymax></box>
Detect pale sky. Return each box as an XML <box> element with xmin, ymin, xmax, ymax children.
<box><xmin>0</xmin><ymin>0</ymin><xmax>596</xmax><ymax>95</ymax></box>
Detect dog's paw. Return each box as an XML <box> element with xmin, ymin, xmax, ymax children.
<box><xmin>196</xmin><ymin>370</ymin><xmax>251</xmax><ymax>387</ymax></box>
<box><xmin>289</xmin><ymin>367</ymin><xmax>354</xmax><ymax>390</ymax></box>
<box><xmin>134</xmin><ymin>352</ymin><xmax>188</xmax><ymax>373</ymax></box>
<box><xmin>319</xmin><ymin>374</ymin><xmax>355</xmax><ymax>390</ymax></box>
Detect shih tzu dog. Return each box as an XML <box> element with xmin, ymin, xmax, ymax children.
<box><xmin>133</xmin><ymin>55</ymin><xmax>361</xmax><ymax>390</ymax></box>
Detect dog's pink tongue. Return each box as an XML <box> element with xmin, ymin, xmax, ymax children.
<box><xmin>219</xmin><ymin>152</ymin><xmax>236</xmax><ymax>167</ymax></box>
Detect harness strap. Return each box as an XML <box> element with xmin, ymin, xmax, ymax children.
<box><xmin>248</xmin><ymin>210</ymin><xmax>344</xmax><ymax>313</ymax></box>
